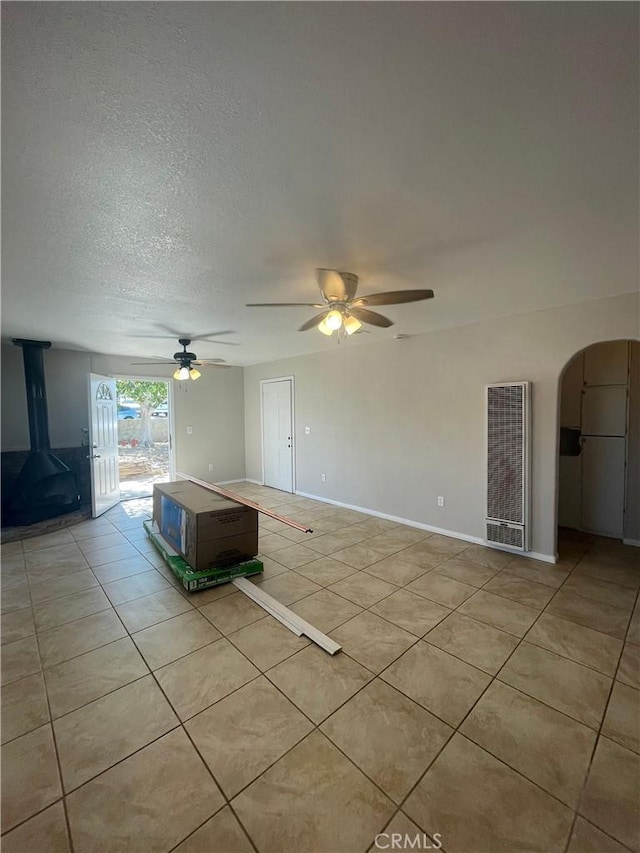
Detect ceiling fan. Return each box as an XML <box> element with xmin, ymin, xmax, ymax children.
<box><xmin>246</xmin><ymin>269</ymin><xmax>434</xmax><ymax>335</ymax></box>
<box><xmin>132</xmin><ymin>338</ymin><xmax>230</xmax><ymax>381</ymax></box>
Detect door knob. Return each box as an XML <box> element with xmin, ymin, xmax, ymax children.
<box><xmin>91</xmin><ymin>454</ymin><xmax>101</xmax><ymax>459</ymax></box>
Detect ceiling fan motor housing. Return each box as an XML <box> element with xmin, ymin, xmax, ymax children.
<box><xmin>174</xmin><ymin>338</ymin><xmax>197</xmax><ymax>362</ymax></box>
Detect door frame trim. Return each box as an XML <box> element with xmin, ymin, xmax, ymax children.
<box><xmin>260</xmin><ymin>376</ymin><xmax>295</xmax><ymax>492</ymax></box>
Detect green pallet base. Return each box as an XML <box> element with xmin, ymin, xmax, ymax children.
<box><xmin>143</xmin><ymin>519</ymin><xmax>263</xmax><ymax>592</ymax></box>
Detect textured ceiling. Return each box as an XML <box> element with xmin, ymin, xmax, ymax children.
<box><xmin>2</xmin><ymin>2</ymin><xmax>638</xmax><ymax>366</ymax></box>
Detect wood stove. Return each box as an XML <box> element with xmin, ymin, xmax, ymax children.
<box><xmin>6</xmin><ymin>339</ymin><xmax>79</xmax><ymax>525</ymax></box>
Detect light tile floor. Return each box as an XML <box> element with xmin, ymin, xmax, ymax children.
<box><xmin>1</xmin><ymin>484</ymin><xmax>639</xmax><ymax>853</ymax></box>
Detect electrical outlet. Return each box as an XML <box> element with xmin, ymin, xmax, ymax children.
<box><xmin>208</xmin><ymin>463</ymin><xmax>214</xmax><ymax>472</ymax></box>
<box><xmin>437</xmin><ymin>496</ymin><xmax>445</xmax><ymax>507</ymax></box>
<box><xmin>321</xmin><ymin>473</ymin><xmax>326</xmax><ymax>482</ymax></box>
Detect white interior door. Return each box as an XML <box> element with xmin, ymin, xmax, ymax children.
<box><xmin>262</xmin><ymin>379</ymin><xmax>294</xmax><ymax>492</ymax></box>
<box><xmin>581</xmin><ymin>436</ymin><xmax>626</xmax><ymax>538</ymax></box>
<box><xmin>88</xmin><ymin>373</ymin><xmax>120</xmax><ymax>516</ymax></box>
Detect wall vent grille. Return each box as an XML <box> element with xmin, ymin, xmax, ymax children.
<box><xmin>486</xmin><ymin>382</ymin><xmax>530</xmax><ymax>552</ymax></box>
<box><xmin>486</xmin><ymin>522</ymin><xmax>524</xmax><ymax>550</ymax></box>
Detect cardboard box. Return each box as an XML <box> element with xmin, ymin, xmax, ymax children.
<box><xmin>153</xmin><ymin>481</ymin><xmax>258</xmax><ymax>570</ymax></box>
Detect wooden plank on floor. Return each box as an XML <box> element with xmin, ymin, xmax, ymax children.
<box><xmin>233</xmin><ymin>577</ymin><xmax>341</xmax><ymax>655</ymax></box>
<box><xmin>233</xmin><ymin>578</ymin><xmax>304</xmax><ymax>636</ymax></box>
<box><xmin>176</xmin><ymin>471</ymin><xmax>313</xmax><ymax>533</ymax></box>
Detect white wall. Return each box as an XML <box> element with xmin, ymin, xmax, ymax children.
<box><xmin>1</xmin><ymin>346</ymin><xmax>247</xmax><ymax>484</ymax></box>
<box><xmin>244</xmin><ymin>292</ymin><xmax>639</xmax><ymax>560</ymax></box>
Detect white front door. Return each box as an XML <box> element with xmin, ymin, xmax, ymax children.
<box><xmin>88</xmin><ymin>373</ymin><xmax>120</xmax><ymax>516</ymax></box>
<box><xmin>262</xmin><ymin>378</ymin><xmax>294</xmax><ymax>492</ymax></box>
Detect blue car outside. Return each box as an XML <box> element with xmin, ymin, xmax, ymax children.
<box><xmin>117</xmin><ymin>406</ymin><xmax>140</xmax><ymax>420</ymax></box>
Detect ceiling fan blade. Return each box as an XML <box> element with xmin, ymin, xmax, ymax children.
<box><xmin>134</xmin><ymin>330</ymin><xmax>236</xmax><ymax>340</ymax></box>
<box><xmin>348</xmin><ymin>307</ymin><xmax>394</xmax><ymax>328</ymax></box>
<box><xmin>130</xmin><ymin>335</ymin><xmax>181</xmax><ymax>340</ymax></box>
<box><xmin>192</xmin><ymin>358</ymin><xmax>226</xmax><ymax>365</ymax></box>
<box><xmin>195</xmin><ymin>337</ymin><xmax>239</xmax><ymax>346</ymax></box>
<box><xmin>190</xmin><ymin>331</ymin><xmax>235</xmax><ymax>340</ymax></box>
<box><xmin>246</xmin><ymin>302</ymin><xmax>324</xmax><ymax>308</ymax></box>
<box><xmin>316</xmin><ymin>269</ymin><xmax>358</xmax><ymax>302</ymax></box>
<box><xmin>199</xmin><ymin>363</ymin><xmax>231</xmax><ymax>369</ymax></box>
<box><xmin>353</xmin><ymin>289</ymin><xmax>435</xmax><ymax>307</ymax></box>
<box><xmin>298</xmin><ymin>310</ymin><xmax>331</xmax><ymax>332</ymax></box>
<box><xmin>130</xmin><ymin>361</ymin><xmax>178</xmax><ymax>365</ymax></box>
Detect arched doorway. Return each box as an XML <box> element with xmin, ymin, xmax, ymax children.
<box><xmin>557</xmin><ymin>339</ymin><xmax>640</xmax><ymax>551</ymax></box>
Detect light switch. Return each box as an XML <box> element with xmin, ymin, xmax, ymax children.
<box><xmin>305</xmin><ymin>426</ymin><xmax>311</xmax><ymax>435</ymax></box>
<box><xmin>187</xmin><ymin>426</ymin><xmax>193</xmax><ymax>435</ymax></box>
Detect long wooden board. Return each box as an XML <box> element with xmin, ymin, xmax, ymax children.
<box><xmin>232</xmin><ymin>579</ymin><xmax>304</xmax><ymax>637</ymax></box>
<box><xmin>233</xmin><ymin>577</ymin><xmax>341</xmax><ymax>655</ymax></box>
<box><xmin>175</xmin><ymin>472</ymin><xmax>313</xmax><ymax>533</ymax></box>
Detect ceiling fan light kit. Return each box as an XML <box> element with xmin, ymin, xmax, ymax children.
<box><xmin>342</xmin><ymin>314</ymin><xmax>362</xmax><ymax>335</ymax></box>
<box><xmin>246</xmin><ymin>269</ymin><xmax>434</xmax><ymax>337</ymax></box>
<box><xmin>172</xmin><ymin>339</ymin><xmax>201</xmax><ymax>381</ymax></box>
<box><xmin>132</xmin><ymin>337</ymin><xmax>230</xmax><ymax>379</ymax></box>
<box><xmin>317</xmin><ymin>310</ymin><xmax>362</xmax><ymax>336</ymax></box>
<box><xmin>174</xmin><ymin>365</ymin><xmax>191</xmax><ymax>381</ymax></box>
<box><xmin>325</xmin><ymin>309</ymin><xmax>343</xmax><ymax>330</ymax></box>
<box><xmin>317</xmin><ymin>318</ymin><xmax>333</xmax><ymax>336</ymax></box>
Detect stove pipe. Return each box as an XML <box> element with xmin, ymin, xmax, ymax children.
<box><xmin>22</xmin><ymin>339</ymin><xmax>52</xmax><ymax>451</ymax></box>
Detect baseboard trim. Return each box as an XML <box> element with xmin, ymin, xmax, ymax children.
<box><xmin>623</xmin><ymin>538</ymin><xmax>640</xmax><ymax>548</ymax></box>
<box><xmin>244</xmin><ymin>478</ymin><xmax>264</xmax><ymax>486</ymax></box>
<box><xmin>482</xmin><ymin>544</ymin><xmax>557</xmax><ymax>564</ymax></box>
<box><xmin>294</xmin><ymin>489</ymin><xmax>556</xmax><ymax>564</ymax></box>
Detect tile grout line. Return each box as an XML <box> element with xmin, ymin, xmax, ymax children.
<box><xmin>31</xmin><ymin>618</ymin><xmax>75</xmax><ymax>853</ymax></box>
<box><xmin>95</xmin><ymin>535</ymin><xmax>317</xmax><ymax>853</ymax></box>
<box><xmin>54</xmin><ymin>588</ymin><xmax>202</xmax><ymax>850</ymax></box>
<box><xmin>3</xmin><ymin>497</ymin><xmax>638</xmax><ymax>850</ymax></box>
<box><xmin>146</xmin><ymin>577</ymin><xmax>431</xmax><ymax>851</ymax></box>
<box><xmin>142</xmin><ymin>650</ymin><xmax>264</xmax><ymax>852</ymax></box>
<box><xmin>384</xmin><ymin>568</ymin><xmax>548</xmax><ymax>830</ymax></box>
<box><xmin>367</xmin><ymin>539</ymin><xmax>637</xmax><ymax>848</ymax></box>
<box><xmin>559</xmin><ymin>574</ymin><xmax>640</xmax><ymax>853</ymax></box>
<box><xmin>18</xmin><ymin>562</ymin><xmax>625</xmax><ymax>847</ymax></box>
<box><xmin>492</xmin><ymin>543</ymin><xmax>636</xmax><ymax>850</ymax></box>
